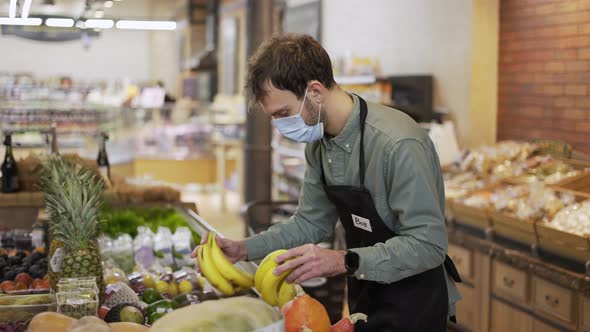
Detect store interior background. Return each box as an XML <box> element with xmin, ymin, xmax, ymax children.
<box><xmin>0</xmin><ymin>0</ymin><xmax>495</xmax><ymax>237</ymax></box>
<box><xmin>1</xmin><ymin>0</ymin><xmax>590</xmax><ymax>330</ymax></box>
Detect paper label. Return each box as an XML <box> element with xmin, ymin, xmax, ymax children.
<box><xmin>50</xmin><ymin>247</ymin><xmax>65</xmax><ymax>273</ymax></box>
<box><xmin>352</xmin><ymin>214</ymin><xmax>372</xmax><ymax>232</ymax></box>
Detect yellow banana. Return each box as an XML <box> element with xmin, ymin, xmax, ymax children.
<box><xmin>254</xmin><ymin>249</ymin><xmax>287</xmax><ymax>291</ymax></box>
<box><xmin>234</xmin><ymin>284</ymin><xmax>251</xmax><ymax>293</ymax></box>
<box><xmin>260</xmin><ymin>262</ymin><xmax>294</xmax><ymax>306</ymax></box>
<box><xmin>197</xmin><ymin>237</ymin><xmax>235</xmax><ymax>296</ymax></box>
<box><xmin>277</xmin><ymin>280</ymin><xmax>296</xmax><ymax>308</ymax></box>
<box><xmin>209</xmin><ymin>233</ymin><xmax>254</xmax><ymax>289</ymax></box>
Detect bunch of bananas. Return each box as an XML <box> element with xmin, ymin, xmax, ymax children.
<box><xmin>197</xmin><ymin>233</ymin><xmax>254</xmax><ymax>296</ymax></box>
<box><xmin>254</xmin><ymin>249</ymin><xmax>297</xmax><ymax>308</ymax></box>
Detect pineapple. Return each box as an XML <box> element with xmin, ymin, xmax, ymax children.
<box><xmin>41</xmin><ymin>156</ymin><xmax>106</xmax><ymax>304</ymax></box>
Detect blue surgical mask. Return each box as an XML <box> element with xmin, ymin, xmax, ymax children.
<box><xmin>271</xmin><ymin>89</ymin><xmax>324</xmax><ymax>142</ymax></box>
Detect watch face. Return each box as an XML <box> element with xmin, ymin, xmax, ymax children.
<box><xmin>346</xmin><ymin>251</ymin><xmax>359</xmax><ymax>272</ymax></box>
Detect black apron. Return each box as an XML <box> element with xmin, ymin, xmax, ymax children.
<box><xmin>319</xmin><ymin>96</ymin><xmax>461</xmax><ymax>332</ymax></box>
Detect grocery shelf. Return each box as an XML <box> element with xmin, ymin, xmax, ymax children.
<box><xmin>334</xmin><ymin>74</ymin><xmax>377</xmax><ymax>85</ymax></box>
<box><xmin>271</xmin><ymin>142</ymin><xmax>305</xmax><ymax>159</ymax></box>
<box><xmin>273</xmin><ymin>168</ymin><xmax>305</xmax><ymax>182</ymax></box>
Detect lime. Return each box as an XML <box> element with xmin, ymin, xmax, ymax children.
<box><xmin>142</xmin><ymin>288</ymin><xmax>163</xmax><ymax>304</ymax></box>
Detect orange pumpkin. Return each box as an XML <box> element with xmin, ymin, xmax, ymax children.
<box><xmin>330</xmin><ymin>313</ymin><xmax>368</xmax><ymax>332</ymax></box>
<box><xmin>281</xmin><ymin>285</ymin><xmax>331</xmax><ymax>332</ymax></box>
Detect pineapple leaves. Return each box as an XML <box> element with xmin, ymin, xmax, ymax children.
<box><xmin>40</xmin><ymin>155</ymin><xmax>106</xmax><ymax>251</ymax></box>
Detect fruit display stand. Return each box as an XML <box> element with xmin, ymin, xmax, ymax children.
<box><xmin>0</xmin><ymin>186</ymin><xmax>185</xmax><ymax>230</ymax></box>
<box><xmin>0</xmin><ymin>204</ymin><xmax>284</xmax><ymax>332</ymax></box>
<box><xmin>447</xmin><ymin>224</ymin><xmax>590</xmax><ymax>332</ymax></box>
<box><xmin>447</xmin><ymin>183</ymin><xmax>590</xmax><ymax>267</ymax></box>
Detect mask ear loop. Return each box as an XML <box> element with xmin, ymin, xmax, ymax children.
<box><xmin>317</xmin><ymin>102</ymin><xmax>322</xmax><ymax>124</ymax></box>
<box><xmin>298</xmin><ymin>88</ymin><xmax>309</xmax><ymax>115</ymax></box>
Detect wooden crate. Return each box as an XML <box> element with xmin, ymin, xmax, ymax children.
<box><xmin>0</xmin><ymin>191</ymin><xmax>45</xmax><ymax>208</ymax></box>
<box><xmin>536</xmin><ymin>223</ymin><xmax>590</xmax><ymax>262</ymax></box>
<box><xmin>451</xmin><ymin>200</ymin><xmax>492</xmax><ymax>229</ymax></box>
<box><xmin>563</xmin><ymin>157</ymin><xmax>590</xmax><ymax>170</ymax></box>
<box><xmin>490</xmin><ymin>211</ymin><xmax>537</xmax><ymax>246</ymax></box>
<box><xmin>551</xmin><ymin>170</ymin><xmax>590</xmax><ymax>199</ymax></box>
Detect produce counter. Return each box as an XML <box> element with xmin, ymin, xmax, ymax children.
<box><xmin>444</xmin><ymin>141</ymin><xmax>590</xmax><ymax>266</ymax></box>
<box><xmin>0</xmin><ymin>204</ymin><xmax>284</xmax><ymax>331</ymax></box>
<box><xmin>443</xmin><ymin>141</ymin><xmax>590</xmax><ymax>332</ymax></box>
<box><xmin>448</xmin><ymin>222</ymin><xmax>590</xmax><ymax>332</ymax></box>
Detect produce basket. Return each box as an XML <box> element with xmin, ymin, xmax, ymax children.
<box><xmin>535</xmin><ymin>223</ymin><xmax>590</xmax><ymax>262</ymax></box>
<box><xmin>450</xmin><ymin>199</ymin><xmax>492</xmax><ymax>230</ymax></box>
<box><xmin>447</xmin><ymin>183</ymin><xmax>504</xmax><ymax>230</ymax></box>
<box><xmin>489</xmin><ymin>211</ymin><xmax>537</xmax><ymax>246</ymax></box>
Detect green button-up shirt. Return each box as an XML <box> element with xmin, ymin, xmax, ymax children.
<box><xmin>244</xmin><ymin>94</ymin><xmax>461</xmax><ymax>315</ymax></box>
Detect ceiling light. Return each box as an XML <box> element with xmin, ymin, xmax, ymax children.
<box><xmin>75</xmin><ymin>20</ymin><xmax>86</xmax><ymax>29</ymax></box>
<box><xmin>104</xmin><ymin>1</ymin><xmax>113</xmax><ymax>8</ymax></box>
<box><xmin>116</xmin><ymin>20</ymin><xmax>176</xmax><ymax>30</ymax></box>
<box><xmin>21</xmin><ymin>0</ymin><xmax>32</xmax><ymax>18</ymax></box>
<box><xmin>94</xmin><ymin>10</ymin><xmax>104</xmax><ymax>18</ymax></box>
<box><xmin>45</xmin><ymin>18</ymin><xmax>74</xmax><ymax>27</ymax></box>
<box><xmin>9</xmin><ymin>0</ymin><xmax>17</xmax><ymax>18</ymax></box>
<box><xmin>0</xmin><ymin>17</ymin><xmax>42</xmax><ymax>25</ymax></box>
<box><xmin>85</xmin><ymin>19</ymin><xmax>113</xmax><ymax>29</ymax></box>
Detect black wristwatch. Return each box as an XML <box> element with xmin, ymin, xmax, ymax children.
<box><xmin>345</xmin><ymin>250</ymin><xmax>360</xmax><ymax>276</ymax></box>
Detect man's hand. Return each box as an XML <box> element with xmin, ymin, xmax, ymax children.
<box><xmin>190</xmin><ymin>232</ymin><xmax>248</xmax><ymax>266</ymax></box>
<box><xmin>273</xmin><ymin>244</ymin><xmax>347</xmax><ymax>284</ymax></box>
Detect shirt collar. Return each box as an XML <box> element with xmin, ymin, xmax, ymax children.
<box><xmin>321</xmin><ymin>93</ymin><xmax>360</xmax><ymax>153</ymax></box>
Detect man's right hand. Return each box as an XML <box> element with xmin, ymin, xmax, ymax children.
<box><xmin>190</xmin><ymin>232</ymin><xmax>248</xmax><ymax>265</ymax></box>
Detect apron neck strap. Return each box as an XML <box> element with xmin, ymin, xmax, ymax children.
<box><xmin>358</xmin><ymin>95</ymin><xmax>368</xmax><ymax>188</ymax></box>
<box><xmin>319</xmin><ymin>95</ymin><xmax>368</xmax><ymax>188</ymax></box>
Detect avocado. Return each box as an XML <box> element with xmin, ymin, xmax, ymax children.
<box><xmin>120</xmin><ymin>306</ymin><xmax>145</xmax><ymax>324</ymax></box>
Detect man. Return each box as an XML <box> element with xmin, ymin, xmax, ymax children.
<box><xmin>192</xmin><ymin>34</ymin><xmax>461</xmax><ymax>331</ymax></box>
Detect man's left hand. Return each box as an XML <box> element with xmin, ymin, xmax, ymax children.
<box><xmin>273</xmin><ymin>244</ymin><xmax>347</xmax><ymax>284</ymax></box>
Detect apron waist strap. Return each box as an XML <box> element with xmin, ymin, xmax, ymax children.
<box><xmin>444</xmin><ymin>255</ymin><xmax>462</xmax><ymax>283</ymax></box>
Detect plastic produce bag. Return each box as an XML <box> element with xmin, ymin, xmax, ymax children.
<box><xmin>154</xmin><ymin>227</ymin><xmax>174</xmax><ymax>268</ymax></box>
<box><xmin>134</xmin><ymin>226</ymin><xmax>156</xmax><ymax>270</ymax></box>
<box><xmin>98</xmin><ymin>235</ymin><xmax>114</xmax><ymax>263</ymax></box>
<box><xmin>112</xmin><ymin>234</ymin><xmax>135</xmax><ymax>273</ymax></box>
<box><xmin>172</xmin><ymin>227</ymin><xmax>193</xmax><ymax>267</ymax></box>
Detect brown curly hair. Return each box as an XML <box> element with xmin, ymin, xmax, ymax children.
<box><xmin>245</xmin><ymin>33</ymin><xmax>335</xmax><ymax>103</ymax></box>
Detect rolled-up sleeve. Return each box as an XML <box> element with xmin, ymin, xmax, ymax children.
<box><xmin>350</xmin><ymin>139</ymin><xmax>448</xmax><ymax>283</ymax></box>
<box><xmin>244</xmin><ymin>143</ymin><xmax>339</xmax><ymax>260</ymax></box>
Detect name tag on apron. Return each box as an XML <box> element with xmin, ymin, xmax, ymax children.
<box><xmin>352</xmin><ymin>214</ymin><xmax>372</xmax><ymax>232</ymax></box>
